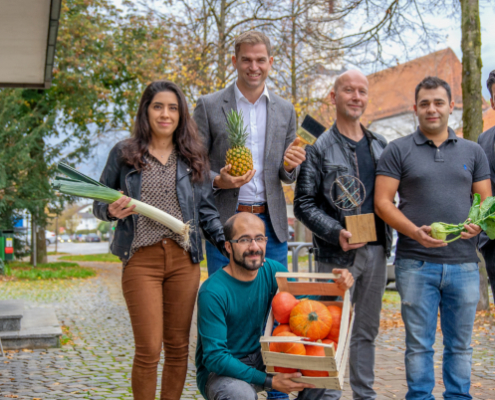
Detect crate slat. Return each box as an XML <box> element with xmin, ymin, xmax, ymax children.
<box><xmin>275</xmin><ymin>272</ymin><xmax>339</xmax><ymax>280</ymax></box>
<box><xmin>286</xmin><ymin>282</ymin><xmax>345</xmax><ymax>297</ymax></box>
<box><xmin>291</xmin><ymin>376</ymin><xmax>343</xmax><ymax>390</ymax></box>
<box><xmin>260</xmin><ymin>336</ymin><xmax>335</xmax><ymax>347</ymax></box>
<box><xmin>338</xmin><ymin>310</ymin><xmax>355</xmax><ymax>376</ymax></box>
<box><xmin>334</xmin><ymin>291</ymin><xmax>351</xmax><ymax>366</ymax></box>
<box><xmin>262</xmin><ymin>351</ymin><xmax>337</xmax><ymax>371</ymax></box>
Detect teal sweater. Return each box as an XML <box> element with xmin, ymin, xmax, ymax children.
<box><xmin>195</xmin><ymin>259</ymin><xmax>287</xmax><ymax>398</ymax></box>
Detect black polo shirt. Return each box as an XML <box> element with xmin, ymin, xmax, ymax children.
<box><xmin>377</xmin><ymin>128</ymin><xmax>490</xmax><ymax>264</ymax></box>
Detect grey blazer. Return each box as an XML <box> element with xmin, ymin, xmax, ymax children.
<box><xmin>193</xmin><ymin>83</ymin><xmax>298</xmax><ymax>243</ymax></box>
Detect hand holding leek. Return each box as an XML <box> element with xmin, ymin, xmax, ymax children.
<box><xmin>430</xmin><ymin>193</ymin><xmax>495</xmax><ymax>243</ymax></box>
<box><xmin>52</xmin><ymin>163</ymin><xmax>190</xmax><ymax>245</ymax></box>
<box><xmin>108</xmin><ymin>195</ymin><xmax>137</xmax><ymax>219</ymax></box>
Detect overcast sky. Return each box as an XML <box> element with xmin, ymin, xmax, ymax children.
<box><xmin>112</xmin><ymin>0</ymin><xmax>494</xmax><ymax>98</ymax></box>
<box><xmin>429</xmin><ymin>2</ymin><xmax>495</xmax><ymax>99</ymax></box>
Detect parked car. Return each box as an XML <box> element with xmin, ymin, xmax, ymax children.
<box><xmin>85</xmin><ymin>233</ymin><xmax>101</xmax><ymax>242</ymax></box>
<box><xmin>288</xmin><ymin>226</ymin><xmax>295</xmax><ymax>242</ymax></box>
<box><xmin>45</xmin><ymin>230</ymin><xmax>56</xmax><ymax>246</ymax></box>
<box><xmin>58</xmin><ymin>234</ymin><xmax>72</xmax><ymax>243</ymax></box>
<box><xmin>386</xmin><ymin>230</ymin><xmax>398</xmax><ymax>284</ymax></box>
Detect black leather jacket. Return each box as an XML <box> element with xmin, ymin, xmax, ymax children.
<box><xmin>294</xmin><ymin>123</ymin><xmax>393</xmax><ymax>266</ymax></box>
<box><xmin>93</xmin><ymin>142</ymin><xmax>226</xmax><ymax>264</ymax></box>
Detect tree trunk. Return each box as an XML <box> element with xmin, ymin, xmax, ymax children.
<box><xmin>477</xmin><ymin>250</ymin><xmax>490</xmax><ymax>311</ymax></box>
<box><xmin>294</xmin><ymin>220</ymin><xmax>306</xmax><ymax>243</ymax></box>
<box><xmin>30</xmin><ymin>217</ymin><xmax>47</xmax><ymax>265</ymax></box>
<box><xmin>290</xmin><ymin>0</ymin><xmax>297</xmax><ymax>117</ymax></box>
<box><xmin>460</xmin><ymin>0</ymin><xmax>487</xmax><ymax>309</ymax></box>
<box><xmin>460</xmin><ymin>0</ymin><xmax>483</xmax><ymax>142</ymax></box>
<box><xmin>216</xmin><ymin>0</ymin><xmax>227</xmax><ymax>87</ymax></box>
<box><xmin>200</xmin><ymin>0</ymin><xmax>211</xmax><ymax>95</ymax></box>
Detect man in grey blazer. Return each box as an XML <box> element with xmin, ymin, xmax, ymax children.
<box><xmin>193</xmin><ymin>31</ymin><xmax>306</xmax><ymax>281</ymax></box>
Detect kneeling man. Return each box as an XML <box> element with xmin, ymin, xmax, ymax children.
<box><xmin>195</xmin><ymin>212</ymin><xmax>354</xmax><ymax>399</ymax></box>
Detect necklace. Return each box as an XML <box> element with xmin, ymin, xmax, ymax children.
<box><xmin>150</xmin><ymin>148</ymin><xmax>167</xmax><ymax>159</ymax></box>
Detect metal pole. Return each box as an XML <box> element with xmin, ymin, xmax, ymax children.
<box><xmin>33</xmin><ymin>220</ymin><xmax>37</xmax><ymax>268</ymax></box>
<box><xmin>55</xmin><ymin>217</ymin><xmax>58</xmax><ymax>255</ymax></box>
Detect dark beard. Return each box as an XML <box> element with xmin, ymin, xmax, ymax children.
<box><xmin>232</xmin><ymin>247</ymin><xmax>264</xmax><ymax>271</ymax></box>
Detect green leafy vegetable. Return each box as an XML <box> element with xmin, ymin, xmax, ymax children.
<box><xmin>430</xmin><ymin>194</ymin><xmax>495</xmax><ymax>243</ymax></box>
<box><xmin>468</xmin><ymin>193</ymin><xmax>481</xmax><ymax>222</ymax></box>
<box><xmin>485</xmin><ymin>218</ymin><xmax>495</xmax><ymax>240</ymax></box>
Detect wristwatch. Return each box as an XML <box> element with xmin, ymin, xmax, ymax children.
<box><xmin>264</xmin><ymin>374</ymin><xmax>274</xmax><ymax>390</ymax></box>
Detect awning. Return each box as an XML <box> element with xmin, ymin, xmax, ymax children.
<box><xmin>0</xmin><ymin>0</ymin><xmax>62</xmax><ymax>89</ymax></box>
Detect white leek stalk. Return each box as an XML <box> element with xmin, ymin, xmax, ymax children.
<box><xmin>52</xmin><ymin>164</ymin><xmax>190</xmax><ymax>245</ymax></box>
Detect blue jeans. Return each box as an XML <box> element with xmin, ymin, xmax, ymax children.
<box><xmin>206</xmin><ymin>211</ymin><xmax>288</xmax><ymax>275</ymax></box>
<box><xmin>395</xmin><ymin>259</ymin><xmax>480</xmax><ymax>400</ymax></box>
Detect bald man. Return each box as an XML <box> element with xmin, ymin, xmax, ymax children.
<box><xmin>294</xmin><ymin>70</ymin><xmax>392</xmax><ymax>400</ymax></box>
<box><xmin>195</xmin><ymin>212</ymin><xmax>354</xmax><ymax>400</ymax></box>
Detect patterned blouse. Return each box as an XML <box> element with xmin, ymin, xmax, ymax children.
<box><xmin>129</xmin><ymin>149</ymin><xmax>186</xmax><ymax>261</ymax></box>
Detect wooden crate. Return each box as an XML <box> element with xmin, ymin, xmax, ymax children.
<box><xmin>260</xmin><ymin>272</ymin><xmax>355</xmax><ymax>390</ymax></box>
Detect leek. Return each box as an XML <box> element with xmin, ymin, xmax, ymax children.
<box><xmin>52</xmin><ymin>163</ymin><xmax>190</xmax><ymax>245</ymax></box>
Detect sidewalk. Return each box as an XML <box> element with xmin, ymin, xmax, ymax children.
<box><xmin>1</xmin><ymin>261</ymin><xmax>495</xmax><ymax>399</ymax></box>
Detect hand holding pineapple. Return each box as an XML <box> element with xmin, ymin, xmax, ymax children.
<box><xmin>213</xmin><ymin>165</ymin><xmax>255</xmax><ymax>189</ymax></box>
<box><xmin>213</xmin><ymin>110</ymin><xmax>256</xmax><ymax>190</ymax></box>
<box><xmin>283</xmin><ymin>137</ymin><xmax>307</xmax><ymax>172</ymax></box>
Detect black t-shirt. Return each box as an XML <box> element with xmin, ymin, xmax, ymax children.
<box><xmin>341</xmin><ymin>134</ymin><xmax>386</xmax><ymax>247</ymax></box>
<box><xmin>376</xmin><ymin>128</ymin><xmax>490</xmax><ymax>264</ymax></box>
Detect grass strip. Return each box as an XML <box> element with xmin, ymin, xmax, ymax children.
<box><xmin>5</xmin><ymin>261</ymin><xmax>96</xmax><ymax>280</ymax></box>
<box><xmin>59</xmin><ymin>253</ymin><xmax>121</xmax><ymax>263</ymax></box>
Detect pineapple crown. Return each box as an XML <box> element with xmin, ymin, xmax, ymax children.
<box><xmin>226</xmin><ymin>109</ymin><xmax>249</xmax><ymax>148</ymax></box>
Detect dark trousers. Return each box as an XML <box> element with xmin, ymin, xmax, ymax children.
<box><xmin>480</xmin><ymin>239</ymin><xmax>495</xmax><ymax>303</ymax></box>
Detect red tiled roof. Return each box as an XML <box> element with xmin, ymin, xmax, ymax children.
<box><xmin>484</xmin><ymin>107</ymin><xmax>495</xmax><ymax>131</ymax></box>
<box><xmin>318</xmin><ymin>48</ymin><xmax>488</xmax><ymax>127</ymax></box>
<box><xmin>361</xmin><ymin>48</ymin><xmax>463</xmax><ymax>125</ymax></box>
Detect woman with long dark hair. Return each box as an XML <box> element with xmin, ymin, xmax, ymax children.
<box><xmin>93</xmin><ymin>80</ymin><xmax>225</xmax><ymax>400</ymax></box>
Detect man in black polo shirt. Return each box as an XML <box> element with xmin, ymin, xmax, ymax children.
<box><xmin>375</xmin><ymin>76</ymin><xmax>491</xmax><ymax>400</ymax></box>
<box><xmin>477</xmin><ymin>70</ymin><xmax>495</xmax><ymax>302</ymax></box>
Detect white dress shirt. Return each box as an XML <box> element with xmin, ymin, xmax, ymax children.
<box><xmin>234</xmin><ymin>81</ymin><xmax>269</xmax><ymax>203</ymax></box>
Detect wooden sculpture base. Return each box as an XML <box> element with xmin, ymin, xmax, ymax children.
<box><xmin>345</xmin><ymin>213</ymin><xmax>377</xmax><ymax>244</ymax></box>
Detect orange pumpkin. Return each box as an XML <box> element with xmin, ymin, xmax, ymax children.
<box><xmin>272</xmin><ymin>292</ymin><xmax>299</xmax><ymax>323</ymax></box>
<box><xmin>322</xmin><ymin>338</ymin><xmax>338</xmax><ymax>350</ymax></box>
<box><xmin>326</xmin><ymin>305</ymin><xmax>342</xmax><ymax>341</ymax></box>
<box><xmin>272</xmin><ymin>324</ymin><xmax>292</xmax><ymax>336</ymax></box>
<box><xmin>290</xmin><ymin>299</ymin><xmax>332</xmax><ymax>340</ymax></box>
<box><xmin>301</xmin><ymin>344</ymin><xmax>329</xmax><ymax>377</ymax></box>
<box><xmin>269</xmin><ymin>332</ymin><xmax>305</xmax><ymax>373</ymax></box>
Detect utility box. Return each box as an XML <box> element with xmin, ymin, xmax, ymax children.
<box><xmin>0</xmin><ymin>230</ymin><xmax>14</xmax><ymax>262</ymax></box>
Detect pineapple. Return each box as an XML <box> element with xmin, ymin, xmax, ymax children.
<box><xmin>225</xmin><ymin>109</ymin><xmax>253</xmax><ymax>177</ymax></box>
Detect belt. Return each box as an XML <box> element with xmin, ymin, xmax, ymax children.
<box><xmin>237</xmin><ymin>204</ymin><xmax>267</xmax><ymax>214</ymax></box>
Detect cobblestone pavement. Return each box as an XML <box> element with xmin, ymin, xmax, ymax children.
<box><xmin>2</xmin><ymin>261</ymin><xmax>495</xmax><ymax>399</ymax></box>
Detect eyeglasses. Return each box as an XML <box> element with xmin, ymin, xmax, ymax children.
<box><xmin>229</xmin><ymin>236</ymin><xmax>268</xmax><ymax>245</ymax></box>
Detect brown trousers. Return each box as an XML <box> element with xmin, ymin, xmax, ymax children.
<box><xmin>122</xmin><ymin>239</ymin><xmax>200</xmax><ymax>400</ymax></box>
